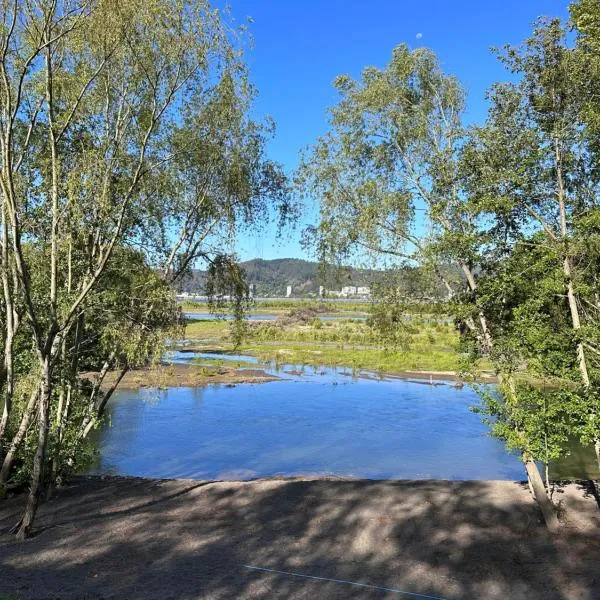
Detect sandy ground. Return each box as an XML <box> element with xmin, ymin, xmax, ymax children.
<box><xmin>1</xmin><ymin>477</ymin><xmax>599</xmax><ymax>600</ymax></box>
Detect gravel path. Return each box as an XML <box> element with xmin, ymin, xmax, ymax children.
<box><xmin>1</xmin><ymin>477</ymin><xmax>599</xmax><ymax>599</ymax></box>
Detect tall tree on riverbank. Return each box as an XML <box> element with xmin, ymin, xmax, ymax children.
<box><xmin>461</xmin><ymin>15</ymin><xmax>600</xmax><ymax>492</ymax></box>
<box><xmin>298</xmin><ymin>44</ymin><xmax>494</xmax><ymax>352</ymax></box>
<box><xmin>0</xmin><ymin>0</ymin><xmax>290</xmax><ymax>537</ymax></box>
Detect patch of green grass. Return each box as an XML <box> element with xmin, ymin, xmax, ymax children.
<box><xmin>180</xmin><ymin>312</ymin><xmax>483</xmax><ymax>374</ymax></box>
<box><xmin>238</xmin><ymin>342</ymin><xmax>464</xmax><ymax>372</ymax></box>
<box><xmin>184</xmin><ymin>319</ymin><xmax>230</xmax><ymax>340</ymax></box>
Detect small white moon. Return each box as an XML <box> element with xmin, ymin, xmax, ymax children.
<box><xmin>416</xmin><ymin>32</ymin><xmax>423</xmax><ymax>39</ymax></box>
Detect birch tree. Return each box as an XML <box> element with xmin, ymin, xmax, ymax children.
<box><xmin>298</xmin><ymin>44</ymin><xmax>493</xmax><ymax>352</ymax></box>
<box><xmin>463</xmin><ymin>16</ymin><xmax>600</xmax><ymax>481</ymax></box>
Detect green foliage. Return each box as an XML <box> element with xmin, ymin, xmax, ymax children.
<box><xmin>0</xmin><ymin>0</ymin><xmax>291</xmax><ymax>526</ymax></box>
<box><xmin>185</xmin><ymin>314</ymin><xmax>464</xmax><ymax>373</ymax></box>
<box><xmin>473</xmin><ymin>383</ymin><xmax>578</xmax><ymax>465</ymax></box>
<box><xmin>297</xmin><ymin>43</ymin><xmax>467</xmax><ymax>271</ymax></box>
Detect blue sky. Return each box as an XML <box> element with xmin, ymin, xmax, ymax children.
<box><xmin>229</xmin><ymin>0</ymin><xmax>570</xmax><ymax>262</ymax></box>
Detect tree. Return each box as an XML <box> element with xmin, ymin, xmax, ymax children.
<box><xmin>297</xmin><ymin>44</ymin><xmax>493</xmax><ymax>351</ymax></box>
<box><xmin>462</xmin><ymin>15</ymin><xmax>600</xmax><ymax>478</ymax></box>
<box><xmin>0</xmin><ymin>0</ymin><xmax>290</xmax><ymax>537</ymax></box>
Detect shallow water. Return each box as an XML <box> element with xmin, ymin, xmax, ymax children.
<box><xmin>96</xmin><ymin>356</ymin><xmax>600</xmax><ymax>484</ymax></box>
<box><xmin>164</xmin><ymin>350</ymin><xmax>260</xmax><ymax>364</ymax></box>
<box><xmin>88</xmin><ymin>368</ymin><xmax>528</xmax><ymax>481</ymax></box>
<box><xmin>185</xmin><ymin>312</ymin><xmax>277</xmax><ymax>321</ymax></box>
<box><xmin>88</xmin><ymin>351</ymin><xmax>600</xmax><ymax>481</ymax></box>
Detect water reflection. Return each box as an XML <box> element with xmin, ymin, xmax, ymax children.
<box><xmin>88</xmin><ymin>375</ymin><xmax>530</xmax><ymax>481</ymax></box>
<box><xmin>185</xmin><ymin>313</ymin><xmax>277</xmax><ymax>321</ymax></box>
<box><xmin>87</xmin><ymin>350</ymin><xmax>599</xmax><ymax>482</ymax></box>
<box><xmin>164</xmin><ymin>350</ymin><xmax>259</xmax><ymax>364</ymax></box>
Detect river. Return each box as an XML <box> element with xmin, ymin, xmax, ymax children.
<box><xmin>87</xmin><ymin>353</ymin><xmax>600</xmax><ymax>481</ymax></box>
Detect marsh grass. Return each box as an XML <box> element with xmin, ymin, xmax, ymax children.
<box><xmin>182</xmin><ymin>314</ymin><xmax>478</xmax><ymax>373</ymax></box>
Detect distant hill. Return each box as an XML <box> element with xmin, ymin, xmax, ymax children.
<box><xmin>177</xmin><ymin>258</ymin><xmax>455</xmax><ymax>299</ymax></box>
<box><xmin>239</xmin><ymin>258</ymin><xmax>379</xmax><ymax>297</ymax></box>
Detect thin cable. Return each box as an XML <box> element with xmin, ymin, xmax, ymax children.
<box><xmin>242</xmin><ymin>565</ymin><xmax>454</xmax><ymax>600</ymax></box>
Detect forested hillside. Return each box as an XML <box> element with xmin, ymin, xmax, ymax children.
<box><xmin>178</xmin><ymin>258</ymin><xmax>456</xmax><ymax>298</ymax></box>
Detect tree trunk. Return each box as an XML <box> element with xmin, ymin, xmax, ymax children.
<box><xmin>49</xmin><ymin>315</ymin><xmax>82</xmax><ymax>495</ymax></box>
<box><xmin>460</xmin><ymin>263</ymin><xmax>493</xmax><ymax>354</ymax></box>
<box><xmin>16</xmin><ymin>362</ymin><xmax>51</xmax><ymax>540</ymax></box>
<box><xmin>0</xmin><ymin>386</ymin><xmax>39</xmax><ymax>486</ymax></box>
<box><xmin>81</xmin><ymin>365</ymin><xmax>128</xmax><ymax>439</ymax></box>
<box><xmin>0</xmin><ymin>327</ymin><xmax>14</xmax><ymax>443</ymax></box>
<box><xmin>78</xmin><ymin>354</ymin><xmax>115</xmax><ymax>439</ymax></box>
<box><xmin>554</xmin><ymin>140</ymin><xmax>590</xmax><ymax>388</ymax></box>
<box><xmin>48</xmin><ymin>383</ymin><xmax>71</xmax><ymax>499</ymax></box>
<box><xmin>0</xmin><ymin>202</ymin><xmax>17</xmax><ymax>448</ymax></box>
<box><xmin>564</xmin><ymin>260</ymin><xmax>591</xmax><ymax>386</ymax></box>
<box><xmin>524</xmin><ymin>457</ymin><xmax>559</xmax><ymax>532</ymax></box>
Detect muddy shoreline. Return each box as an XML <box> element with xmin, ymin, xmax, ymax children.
<box><xmin>1</xmin><ymin>475</ymin><xmax>599</xmax><ymax>599</ymax></box>
<box><xmin>83</xmin><ymin>362</ymin><xmax>497</xmax><ymax>390</ymax></box>
<box><xmin>82</xmin><ymin>363</ymin><xmax>280</xmax><ymax>389</ymax></box>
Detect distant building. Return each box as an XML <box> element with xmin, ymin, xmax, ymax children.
<box><xmin>248</xmin><ymin>283</ymin><xmax>256</xmax><ymax>298</ymax></box>
<box><xmin>326</xmin><ymin>285</ymin><xmax>371</xmax><ymax>298</ymax></box>
<box><xmin>286</xmin><ymin>285</ymin><xmax>292</xmax><ymax>298</ymax></box>
<box><xmin>318</xmin><ymin>285</ymin><xmax>325</xmax><ymax>298</ymax></box>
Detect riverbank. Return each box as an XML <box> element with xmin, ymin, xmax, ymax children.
<box><xmin>0</xmin><ymin>476</ymin><xmax>599</xmax><ymax>599</ymax></box>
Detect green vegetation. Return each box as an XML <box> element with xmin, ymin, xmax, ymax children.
<box><xmin>181</xmin><ymin>297</ymin><xmax>452</xmax><ymax>316</ymax></box>
<box><xmin>191</xmin><ymin>357</ymin><xmax>258</xmax><ymax>369</ymax></box>
<box><xmin>183</xmin><ymin>315</ymin><xmax>479</xmax><ymax>373</ymax></box>
<box><xmin>2</xmin><ymin>0</ymin><xmax>600</xmax><ymax>541</ymax></box>
<box><xmin>182</xmin><ymin>298</ymin><xmax>372</xmax><ymax>314</ymax></box>
<box><xmin>252</xmin><ymin>299</ymin><xmax>372</xmax><ymax>313</ymax></box>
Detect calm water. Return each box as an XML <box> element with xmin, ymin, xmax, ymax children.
<box><xmin>164</xmin><ymin>350</ymin><xmax>260</xmax><ymax>364</ymax></box>
<box><xmin>88</xmin><ymin>348</ymin><xmax>600</xmax><ymax>481</ymax></box>
<box><xmin>185</xmin><ymin>312</ymin><xmax>277</xmax><ymax>321</ymax></box>
<box><xmin>89</xmin><ymin>366</ymin><xmax>535</xmax><ymax>481</ymax></box>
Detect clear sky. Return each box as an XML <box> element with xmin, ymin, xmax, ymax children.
<box><xmin>228</xmin><ymin>0</ymin><xmax>570</xmax><ymax>262</ymax></box>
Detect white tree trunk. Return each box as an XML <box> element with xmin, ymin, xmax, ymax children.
<box><xmin>524</xmin><ymin>458</ymin><xmax>559</xmax><ymax>532</ymax></box>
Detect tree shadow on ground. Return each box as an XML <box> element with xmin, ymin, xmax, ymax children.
<box><xmin>0</xmin><ymin>476</ymin><xmax>599</xmax><ymax>599</ymax></box>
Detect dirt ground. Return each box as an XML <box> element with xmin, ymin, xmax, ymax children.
<box><xmin>82</xmin><ymin>363</ymin><xmax>279</xmax><ymax>389</ymax></box>
<box><xmin>1</xmin><ymin>477</ymin><xmax>599</xmax><ymax>599</ymax></box>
